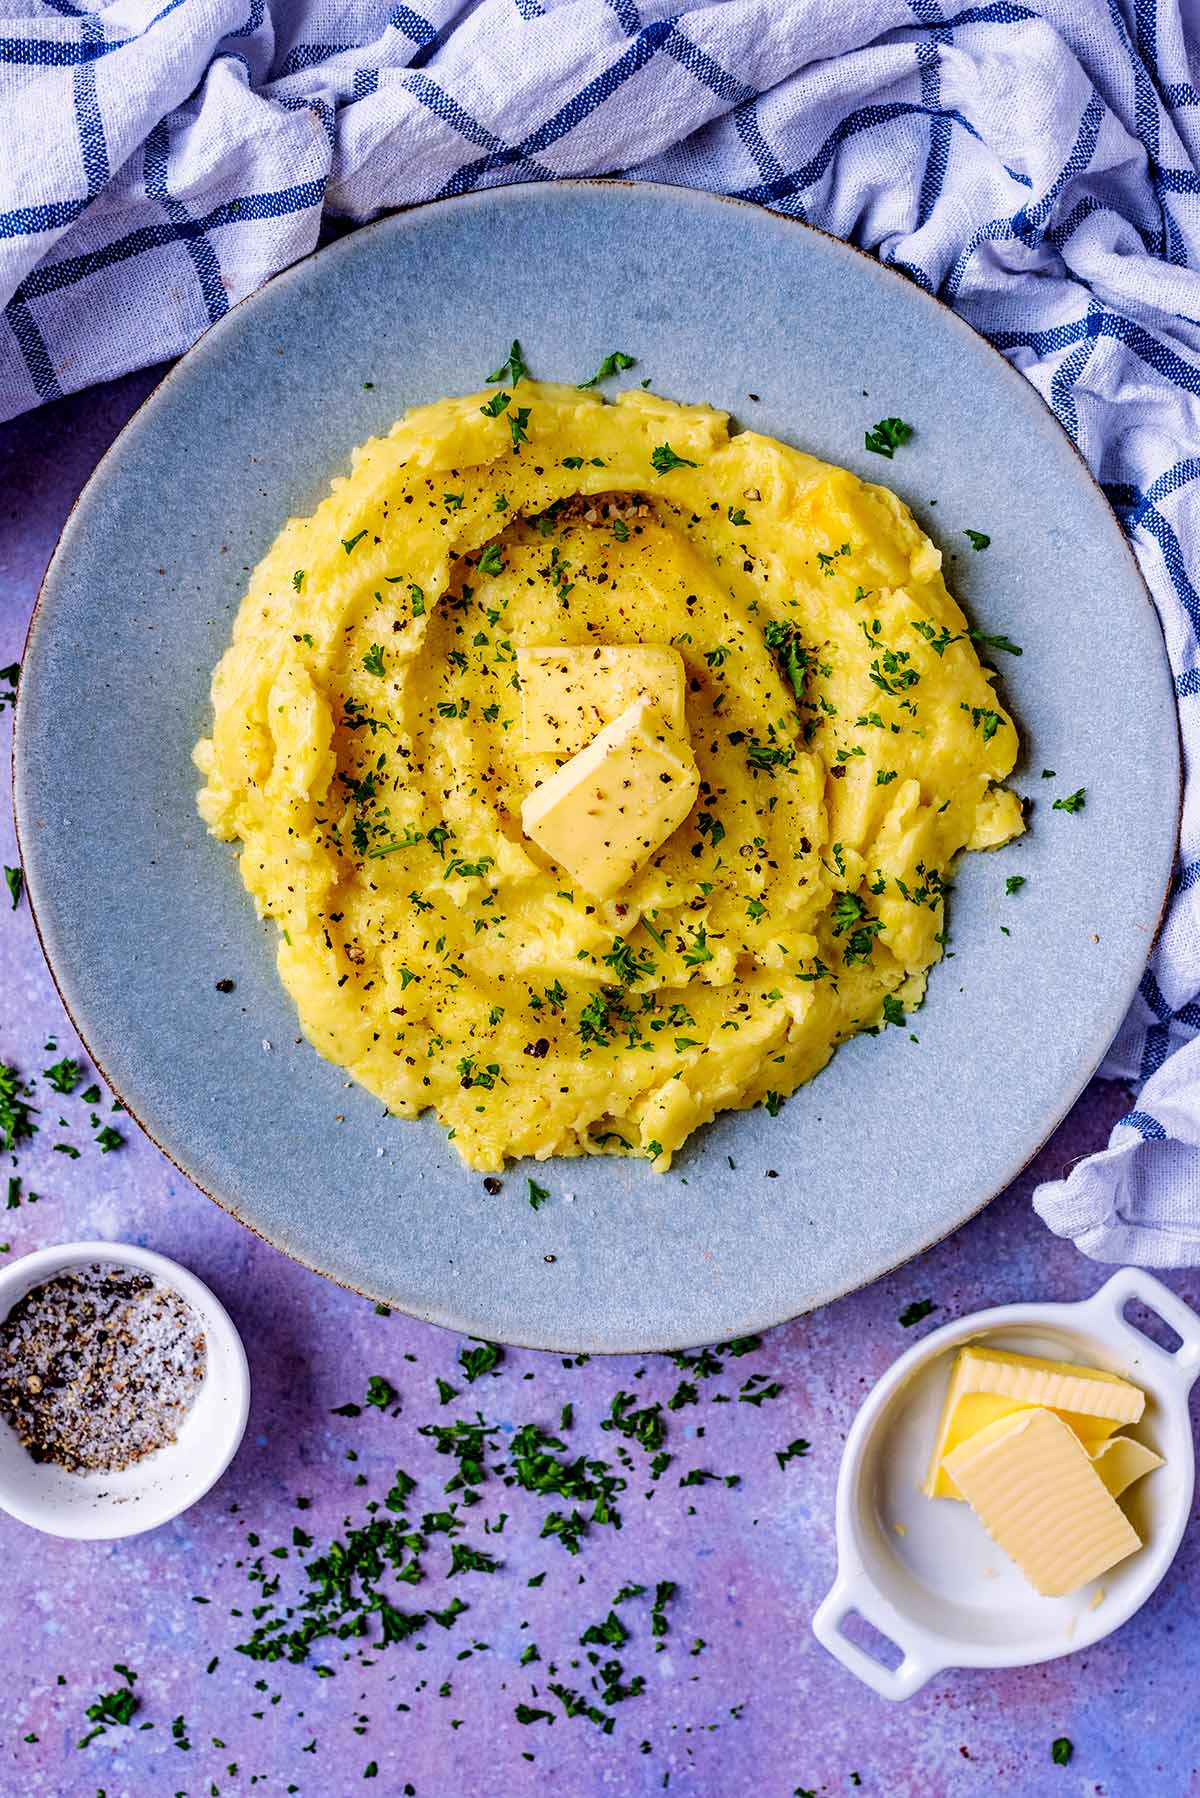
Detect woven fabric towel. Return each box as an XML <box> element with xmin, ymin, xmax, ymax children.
<box><xmin>4</xmin><ymin>0</ymin><xmax>1200</xmax><ymax>1261</ymax></box>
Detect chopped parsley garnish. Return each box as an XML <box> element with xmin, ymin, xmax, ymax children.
<box><xmin>459</xmin><ymin>1339</ymin><xmax>503</xmax><ymax>1382</ymax></box>
<box><xmin>444</xmin><ymin>492</ymin><xmax>465</xmax><ymax>510</ymax></box>
<box><xmin>964</xmin><ymin>529</ymin><xmax>991</xmax><ymax>550</ymax></box>
<box><xmin>478</xmin><ymin>545</ymin><xmax>505</xmax><ymax>577</ymax></box>
<box><xmin>650</xmin><ymin>443</ymin><xmax>698</xmax><ymax>474</ymax></box>
<box><xmin>361</xmin><ymin>643</ymin><xmax>385</xmax><ymax>677</ymax></box>
<box><xmin>727</xmin><ymin>506</ymin><xmax>748</xmax><ymax>526</ymax></box>
<box><xmin>899</xmin><ymin>1298</ymin><xmax>935</xmax><ymax>1327</ymax></box>
<box><xmin>682</xmin><ymin>926</ymin><xmax>713</xmax><ymax>967</ymax></box>
<box><xmin>762</xmin><ymin>619</ymin><xmax>810</xmax><ymax>703</ymax></box>
<box><xmin>911</xmin><ymin>619</ymin><xmax>957</xmax><ymax>657</ymax></box>
<box><xmin>864</xmin><ymin>416</ymin><xmax>913</xmax><ymax>458</ymax></box>
<box><xmin>746</xmin><ymin>738</ymin><xmax>794</xmax><ymax>773</ymax></box>
<box><xmin>448</xmin><ymin>1542</ymin><xmax>499</xmax><ymax>1577</ymax></box>
<box><xmin>0</xmin><ymin>1064</ymin><xmax>37</xmax><ymax>1156</ymax></box>
<box><xmin>830</xmin><ymin>892</ymin><xmax>885</xmax><ymax>965</ymax></box>
<box><xmin>486</xmin><ymin>340</ymin><xmax>530</xmax><ymax>386</ymax></box>
<box><xmin>602</xmin><ymin>937</ymin><xmax>656</xmax><ymax>985</ymax></box>
<box><xmin>579</xmin><ymin>349</ymin><xmax>636</xmax><ymax>387</ymax></box>
<box><xmin>1005</xmin><ymin>875</ymin><xmax>1026</xmax><ymax>895</ymax></box>
<box><xmin>968</xmin><ymin>627</ymin><xmax>1021</xmax><ymax>656</ymax></box>
<box><xmin>507</xmin><ymin>406</ymin><xmax>532</xmax><ymax>453</ymax></box>
<box><xmin>869</xmin><ymin>646</ymin><xmax>920</xmax><ymax>695</ymax></box>
<box><xmin>1051</xmin><ymin>1738</ymin><xmax>1073</xmax><ymax>1766</ymax></box>
<box><xmin>77</xmin><ymin>1680</ymin><xmax>139</xmax><ymax>1748</ymax></box>
<box><xmin>816</xmin><ymin>542</ymin><xmax>850</xmax><ymax>576</ymax></box>
<box><xmin>292</xmin><ymin>569</ymin><xmax>305</xmax><ymax>592</ymax></box>
<box><xmin>95</xmin><ymin>1124</ymin><xmax>124</xmax><ymax>1153</ymax></box>
<box><xmin>515</xmin><ymin>1703</ymin><xmax>554</xmax><ymax>1724</ymax></box>
<box><xmin>342</xmin><ymin>529</ymin><xmax>368</xmax><ymax>555</ymax></box>
<box><xmin>1053</xmin><ymin>787</ymin><xmax>1086</xmax><ymax>813</ymax></box>
<box><xmin>4</xmin><ymin>865</ymin><xmax>22</xmax><ymax>910</ymax></box>
<box><xmin>43</xmin><ymin>1056</ymin><xmax>83</xmax><ymax>1095</ymax></box>
<box><xmin>882</xmin><ymin>994</ymin><xmax>905</xmax><ymax>1026</ymax></box>
<box><xmin>776</xmin><ymin>1438</ymin><xmax>810</xmax><ymax>1470</ymax></box>
<box><xmin>480</xmin><ymin>391</ymin><xmax>512</xmax><ymax>420</ymax></box>
<box><xmin>960</xmin><ymin>703</ymin><xmax>1004</xmax><ymax>742</ymax></box>
<box><xmin>528</xmin><ymin>1179</ymin><xmax>550</xmax><ymax>1211</ymax></box>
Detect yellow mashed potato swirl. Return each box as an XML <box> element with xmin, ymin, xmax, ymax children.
<box><xmin>195</xmin><ymin>382</ymin><xmax>1023</xmax><ymax>1171</ymax></box>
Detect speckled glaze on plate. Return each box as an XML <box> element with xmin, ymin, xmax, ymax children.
<box><xmin>13</xmin><ymin>182</ymin><xmax>1179</xmax><ymax>1352</ymax></box>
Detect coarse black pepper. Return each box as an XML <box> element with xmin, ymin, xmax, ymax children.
<box><xmin>0</xmin><ymin>1263</ymin><xmax>206</xmax><ymax>1473</ymax></box>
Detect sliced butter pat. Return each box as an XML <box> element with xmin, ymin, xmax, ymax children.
<box><xmin>924</xmin><ymin>1345</ymin><xmax>1145</xmax><ymax>1499</ymax></box>
<box><xmin>1089</xmin><ymin>1435</ymin><xmax>1164</xmax><ymax>1500</ymax></box>
<box><xmin>520</xmin><ymin>697</ymin><xmax>699</xmax><ymax>900</ymax></box>
<box><xmin>941</xmin><ymin>1407</ymin><xmax>1142</xmax><ymax>1598</ymax></box>
<box><xmin>518</xmin><ymin>645</ymin><xmax>687</xmax><ymax>756</ymax></box>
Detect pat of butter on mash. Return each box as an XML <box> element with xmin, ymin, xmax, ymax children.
<box><xmin>521</xmin><ymin>696</ymin><xmax>700</xmax><ymax>900</ymax></box>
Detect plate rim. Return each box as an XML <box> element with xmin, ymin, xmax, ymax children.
<box><xmin>11</xmin><ymin>178</ymin><xmax>1182</xmax><ymax>1351</ymax></box>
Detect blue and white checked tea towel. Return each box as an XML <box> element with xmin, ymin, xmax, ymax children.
<box><xmin>3</xmin><ymin>0</ymin><xmax>1200</xmax><ymax>1263</ymax></box>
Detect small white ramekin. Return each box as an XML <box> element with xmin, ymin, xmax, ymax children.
<box><xmin>0</xmin><ymin>1241</ymin><xmax>250</xmax><ymax>1540</ymax></box>
<box><xmin>812</xmin><ymin>1268</ymin><xmax>1200</xmax><ymax>1698</ymax></box>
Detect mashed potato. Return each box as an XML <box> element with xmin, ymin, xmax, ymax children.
<box><xmin>195</xmin><ymin>380</ymin><xmax>1022</xmax><ymax>1170</ymax></box>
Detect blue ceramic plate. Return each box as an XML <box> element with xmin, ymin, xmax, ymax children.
<box><xmin>14</xmin><ymin>183</ymin><xmax>1178</xmax><ymax>1351</ymax></box>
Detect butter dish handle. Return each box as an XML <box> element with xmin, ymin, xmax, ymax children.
<box><xmin>1082</xmin><ymin>1268</ymin><xmax>1200</xmax><ymax>1388</ymax></box>
<box><xmin>811</xmin><ymin>1571</ymin><xmax>939</xmax><ymax>1701</ymax></box>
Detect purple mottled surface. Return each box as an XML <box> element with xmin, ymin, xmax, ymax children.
<box><xmin>1</xmin><ymin>374</ymin><xmax>1198</xmax><ymax>1798</ymax></box>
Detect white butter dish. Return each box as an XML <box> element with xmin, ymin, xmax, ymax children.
<box><xmin>812</xmin><ymin>1268</ymin><xmax>1199</xmax><ymax>1698</ymax></box>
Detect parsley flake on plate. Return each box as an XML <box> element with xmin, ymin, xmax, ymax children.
<box><xmin>485</xmin><ymin>340</ymin><xmax>530</xmax><ymax>386</ymax></box>
<box><xmin>899</xmin><ymin>1298</ymin><xmax>936</xmax><ymax>1327</ymax></box>
<box><xmin>963</xmin><ymin>528</ymin><xmax>991</xmax><ymax>550</ymax></box>
<box><xmin>578</xmin><ymin>350</ymin><xmax>636</xmax><ymax>388</ymax></box>
<box><xmin>864</xmin><ymin>416</ymin><xmax>913</xmax><ymax>458</ymax></box>
<box><xmin>1053</xmin><ymin>787</ymin><xmax>1086</xmax><ymax>813</ymax></box>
